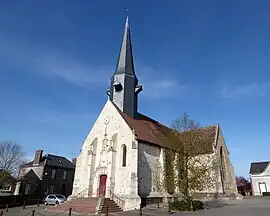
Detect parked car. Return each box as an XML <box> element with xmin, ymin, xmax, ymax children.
<box><xmin>44</xmin><ymin>194</ymin><xmax>66</xmax><ymax>205</ymax></box>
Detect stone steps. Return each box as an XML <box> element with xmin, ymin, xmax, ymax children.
<box><xmin>99</xmin><ymin>198</ymin><xmax>122</xmax><ymax>213</ymax></box>
<box><xmin>47</xmin><ymin>197</ymin><xmax>123</xmax><ymax>214</ymax></box>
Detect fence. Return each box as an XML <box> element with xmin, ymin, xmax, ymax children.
<box><xmin>0</xmin><ymin>195</ymin><xmax>41</xmax><ymax>209</ymax></box>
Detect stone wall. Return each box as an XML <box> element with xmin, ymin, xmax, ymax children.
<box><xmin>215</xmin><ymin>127</ymin><xmax>238</xmax><ymax>194</ymax></box>
<box><xmin>138</xmin><ymin>142</ymin><xmax>162</xmax><ymax>197</ymax></box>
<box><xmin>137</xmin><ymin>126</ymin><xmax>238</xmax><ymax>200</ymax></box>
<box><xmin>71</xmin><ymin>100</ymin><xmax>141</xmax><ymax>210</ymax></box>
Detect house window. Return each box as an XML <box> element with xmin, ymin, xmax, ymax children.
<box><xmin>122</xmin><ymin>144</ymin><xmax>127</xmax><ymax>167</ymax></box>
<box><xmin>63</xmin><ymin>170</ymin><xmax>67</xmax><ymax>180</ymax></box>
<box><xmin>24</xmin><ymin>184</ymin><xmax>31</xmax><ymax>195</ymax></box>
<box><xmin>49</xmin><ymin>185</ymin><xmax>54</xmax><ymax>194</ymax></box>
<box><xmin>51</xmin><ymin>169</ymin><xmax>56</xmax><ymax>179</ymax></box>
<box><xmin>258</xmin><ymin>182</ymin><xmax>267</xmax><ymax>194</ymax></box>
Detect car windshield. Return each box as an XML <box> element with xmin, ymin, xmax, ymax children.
<box><xmin>55</xmin><ymin>195</ymin><xmax>65</xmax><ymax>199</ymax></box>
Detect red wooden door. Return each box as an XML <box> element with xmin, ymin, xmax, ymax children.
<box><xmin>99</xmin><ymin>175</ymin><xmax>107</xmax><ymax>197</ymax></box>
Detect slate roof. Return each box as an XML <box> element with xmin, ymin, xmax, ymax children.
<box><xmin>22</xmin><ymin>154</ymin><xmax>75</xmax><ymax>169</ymax></box>
<box><xmin>249</xmin><ymin>162</ymin><xmax>269</xmax><ymax>175</ymax></box>
<box><xmin>115</xmin><ymin>104</ymin><xmax>217</xmax><ymax>154</ymax></box>
<box><xmin>114</xmin><ymin>17</ymin><xmax>136</xmax><ymax>77</ymax></box>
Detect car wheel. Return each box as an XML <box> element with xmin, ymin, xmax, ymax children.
<box><xmin>45</xmin><ymin>201</ymin><xmax>48</xmax><ymax>205</ymax></box>
<box><xmin>55</xmin><ymin>201</ymin><xmax>59</xmax><ymax>205</ymax></box>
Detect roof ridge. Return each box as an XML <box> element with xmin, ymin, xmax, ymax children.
<box><xmin>251</xmin><ymin>161</ymin><xmax>270</xmax><ymax>163</ymax></box>
<box><xmin>45</xmin><ymin>154</ymin><xmax>70</xmax><ymax>160</ymax></box>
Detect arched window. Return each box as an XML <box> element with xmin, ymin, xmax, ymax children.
<box><xmin>122</xmin><ymin>145</ymin><xmax>127</xmax><ymax>167</ymax></box>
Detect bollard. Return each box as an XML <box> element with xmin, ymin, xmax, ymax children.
<box><xmin>157</xmin><ymin>199</ymin><xmax>159</xmax><ymax>208</ymax></box>
<box><xmin>32</xmin><ymin>209</ymin><xmax>35</xmax><ymax>216</ymax></box>
<box><xmin>23</xmin><ymin>200</ymin><xmax>26</xmax><ymax>209</ymax></box>
<box><xmin>168</xmin><ymin>202</ymin><xmax>171</xmax><ymax>214</ymax></box>
<box><xmin>0</xmin><ymin>210</ymin><xmax>3</xmax><ymax>216</ymax></box>
<box><xmin>5</xmin><ymin>204</ymin><xmax>8</xmax><ymax>212</ymax></box>
<box><xmin>37</xmin><ymin>199</ymin><xmax>40</xmax><ymax>207</ymax></box>
<box><xmin>139</xmin><ymin>203</ymin><xmax>142</xmax><ymax>216</ymax></box>
<box><xmin>69</xmin><ymin>208</ymin><xmax>72</xmax><ymax>216</ymax></box>
<box><xmin>105</xmin><ymin>205</ymin><xmax>108</xmax><ymax>216</ymax></box>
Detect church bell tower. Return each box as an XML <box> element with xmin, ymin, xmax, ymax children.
<box><xmin>107</xmin><ymin>17</ymin><xmax>142</xmax><ymax>118</ymax></box>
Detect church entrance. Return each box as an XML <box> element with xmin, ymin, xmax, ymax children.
<box><xmin>98</xmin><ymin>175</ymin><xmax>107</xmax><ymax>197</ymax></box>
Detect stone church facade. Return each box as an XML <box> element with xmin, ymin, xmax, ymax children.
<box><xmin>70</xmin><ymin>18</ymin><xmax>238</xmax><ymax>210</ymax></box>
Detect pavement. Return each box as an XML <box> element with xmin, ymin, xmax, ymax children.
<box><xmin>1</xmin><ymin>198</ymin><xmax>270</xmax><ymax>216</ymax></box>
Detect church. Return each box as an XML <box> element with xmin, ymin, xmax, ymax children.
<box><xmin>70</xmin><ymin>18</ymin><xmax>239</xmax><ymax>211</ymax></box>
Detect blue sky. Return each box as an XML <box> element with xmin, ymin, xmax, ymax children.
<box><xmin>1</xmin><ymin>0</ymin><xmax>270</xmax><ymax>178</ymax></box>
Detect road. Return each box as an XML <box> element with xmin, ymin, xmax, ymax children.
<box><xmin>1</xmin><ymin>198</ymin><xmax>270</xmax><ymax>216</ymax></box>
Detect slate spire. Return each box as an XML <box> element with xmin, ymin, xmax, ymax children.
<box><xmin>108</xmin><ymin>17</ymin><xmax>142</xmax><ymax>118</ymax></box>
<box><xmin>114</xmin><ymin>16</ymin><xmax>136</xmax><ymax>77</ymax></box>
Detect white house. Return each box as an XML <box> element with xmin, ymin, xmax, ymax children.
<box><xmin>69</xmin><ymin>17</ymin><xmax>239</xmax><ymax>211</ymax></box>
<box><xmin>249</xmin><ymin>161</ymin><xmax>270</xmax><ymax>195</ymax></box>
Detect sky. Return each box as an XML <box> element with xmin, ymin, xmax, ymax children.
<box><xmin>0</xmin><ymin>0</ymin><xmax>270</xmax><ymax>178</ymax></box>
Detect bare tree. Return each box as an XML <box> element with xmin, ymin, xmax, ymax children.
<box><xmin>0</xmin><ymin>141</ymin><xmax>25</xmax><ymax>187</ymax></box>
<box><xmin>154</xmin><ymin>113</ymin><xmax>219</xmax><ymax>210</ymax></box>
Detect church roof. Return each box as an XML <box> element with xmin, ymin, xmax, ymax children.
<box><xmin>113</xmin><ymin>17</ymin><xmax>136</xmax><ymax>77</ymax></box>
<box><xmin>249</xmin><ymin>161</ymin><xmax>269</xmax><ymax>175</ymax></box>
<box><xmin>115</xmin><ymin>104</ymin><xmax>217</xmax><ymax>154</ymax></box>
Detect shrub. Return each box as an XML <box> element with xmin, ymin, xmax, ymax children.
<box><xmin>170</xmin><ymin>200</ymin><xmax>189</xmax><ymax>211</ymax></box>
<box><xmin>170</xmin><ymin>200</ymin><xmax>204</xmax><ymax>211</ymax></box>
<box><xmin>192</xmin><ymin>200</ymin><xmax>204</xmax><ymax>211</ymax></box>
<box><xmin>262</xmin><ymin>192</ymin><xmax>270</xmax><ymax>196</ymax></box>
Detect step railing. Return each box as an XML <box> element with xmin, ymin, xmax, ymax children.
<box><xmin>108</xmin><ymin>189</ymin><xmax>125</xmax><ymax>210</ymax></box>
<box><xmin>74</xmin><ymin>189</ymin><xmax>89</xmax><ymax>198</ymax></box>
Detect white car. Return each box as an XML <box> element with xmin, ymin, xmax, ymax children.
<box><xmin>44</xmin><ymin>194</ymin><xmax>66</xmax><ymax>205</ymax></box>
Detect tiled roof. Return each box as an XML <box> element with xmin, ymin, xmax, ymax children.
<box><xmin>22</xmin><ymin>154</ymin><xmax>75</xmax><ymax>169</ymax></box>
<box><xmin>249</xmin><ymin>162</ymin><xmax>269</xmax><ymax>175</ymax></box>
<box><xmin>116</xmin><ymin>106</ymin><xmax>217</xmax><ymax>154</ymax></box>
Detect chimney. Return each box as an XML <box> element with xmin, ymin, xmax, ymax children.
<box><xmin>72</xmin><ymin>158</ymin><xmax>77</xmax><ymax>165</ymax></box>
<box><xmin>33</xmin><ymin>149</ymin><xmax>43</xmax><ymax>165</ymax></box>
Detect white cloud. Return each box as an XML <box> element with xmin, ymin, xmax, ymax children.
<box><xmin>29</xmin><ymin>108</ymin><xmax>95</xmax><ymax>127</ymax></box>
<box><xmin>1</xmin><ymin>39</ymin><xmax>189</xmax><ymax>99</ymax></box>
<box><xmin>34</xmin><ymin>55</ymin><xmax>186</xmax><ymax>99</ymax></box>
<box><xmin>138</xmin><ymin>65</ymin><xmax>189</xmax><ymax>99</ymax></box>
<box><xmin>0</xmin><ymin>39</ymin><xmax>112</xmax><ymax>88</ymax></box>
<box><xmin>220</xmin><ymin>82</ymin><xmax>270</xmax><ymax>98</ymax></box>
<box><xmin>143</xmin><ymin>80</ymin><xmax>189</xmax><ymax>99</ymax></box>
<box><xmin>31</xmin><ymin>54</ymin><xmax>111</xmax><ymax>88</ymax></box>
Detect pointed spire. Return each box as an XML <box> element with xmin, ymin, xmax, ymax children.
<box><xmin>114</xmin><ymin>16</ymin><xmax>136</xmax><ymax>77</ymax></box>
<box><xmin>125</xmin><ymin>16</ymin><xmax>129</xmax><ymax>27</ymax></box>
